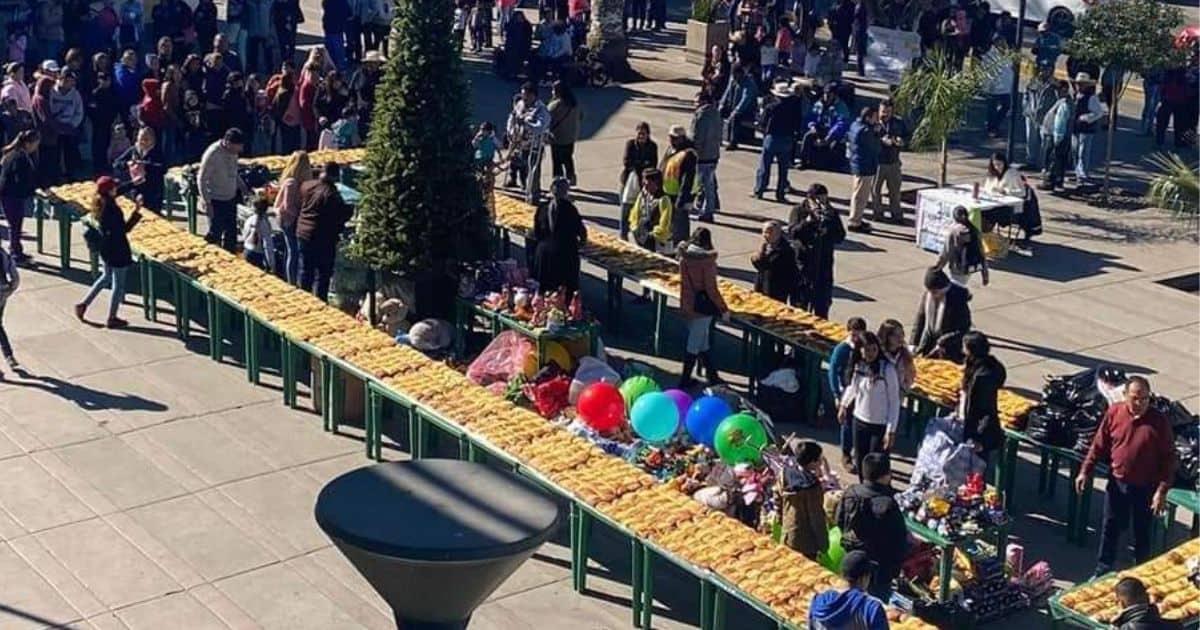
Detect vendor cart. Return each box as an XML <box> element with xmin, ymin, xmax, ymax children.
<box><xmin>915</xmin><ymin>185</ymin><xmax>1023</xmax><ymax>261</ymax></box>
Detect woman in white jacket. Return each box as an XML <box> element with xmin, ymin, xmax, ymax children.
<box><xmin>838</xmin><ymin>331</ymin><xmax>900</xmax><ymax>479</ymax></box>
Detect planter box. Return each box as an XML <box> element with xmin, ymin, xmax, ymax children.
<box><xmin>685</xmin><ymin>19</ymin><xmax>730</xmax><ymax>65</ymax></box>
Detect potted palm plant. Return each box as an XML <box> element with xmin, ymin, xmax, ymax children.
<box><xmin>686</xmin><ymin>0</ymin><xmax>729</xmax><ymax>64</ymax></box>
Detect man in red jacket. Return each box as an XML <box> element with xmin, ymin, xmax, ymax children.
<box><xmin>1076</xmin><ymin>376</ymin><xmax>1176</xmax><ymax>577</ymax></box>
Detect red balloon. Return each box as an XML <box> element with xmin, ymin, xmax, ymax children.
<box><xmin>576</xmin><ymin>382</ymin><xmax>626</xmax><ymax>432</ymax></box>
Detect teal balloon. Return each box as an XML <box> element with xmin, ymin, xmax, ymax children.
<box><xmin>685</xmin><ymin>396</ymin><xmax>733</xmax><ymax>447</ymax></box>
<box><xmin>713</xmin><ymin>412</ymin><xmax>769</xmax><ymax>465</ymax></box>
<box><xmin>619</xmin><ymin>375</ymin><xmax>660</xmax><ymax>409</ymax></box>
<box><xmin>630</xmin><ymin>392</ymin><xmax>680</xmax><ymax>443</ymax></box>
<box><xmin>818</xmin><ymin>526</ymin><xmax>846</xmax><ymax>572</ymax></box>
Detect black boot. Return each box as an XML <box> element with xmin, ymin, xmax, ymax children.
<box><xmin>699</xmin><ymin>351</ymin><xmax>723</xmax><ymax>384</ymax></box>
<box><xmin>678</xmin><ymin>354</ymin><xmax>697</xmax><ymax>388</ymax></box>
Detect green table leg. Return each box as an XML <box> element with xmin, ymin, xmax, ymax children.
<box><xmin>652</xmin><ymin>294</ymin><xmax>665</xmax><ymax>356</ymax></box>
<box><xmin>700</xmin><ymin>581</ymin><xmax>714</xmax><ymax>630</ymax></box>
<box><xmin>712</xmin><ymin>587</ymin><xmax>726</xmax><ymax>630</ymax></box>
<box><xmin>366</xmin><ymin>386</ymin><xmax>380</xmax><ymax>459</ymax></box>
<box><xmin>206</xmin><ymin>294</ymin><xmax>220</xmax><ymax>361</ymax></box>
<box><xmin>282</xmin><ymin>340</ymin><xmax>296</xmax><ymax>408</ymax></box>
<box><xmin>640</xmin><ymin>547</ymin><xmax>654</xmax><ymax>629</ymax></box>
<box><xmin>58</xmin><ymin>209</ymin><xmax>71</xmax><ymax>271</ymax></box>
<box><xmin>457</xmin><ymin>435</ymin><xmax>470</xmax><ymax>460</ymax></box>
<box><xmin>631</xmin><ymin>541</ymin><xmax>644</xmax><ymax>628</ymax></box>
<box><xmin>330</xmin><ymin>365</ymin><xmax>345</xmax><ymax>433</ymax></box>
<box><xmin>577</xmin><ymin>510</ymin><xmax>591</xmax><ymax>592</ymax></box>
<box><xmin>319</xmin><ymin>358</ymin><xmax>333</xmax><ymax>431</ymax></box>
<box><xmin>243</xmin><ymin>314</ymin><xmax>257</xmax><ymax>383</ymax></box>
<box><xmin>139</xmin><ymin>261</ymin><xmax>151</xmax><ymax>321</ymax></box>
<box><xmin>938</xmin><ymin>544</ymin><xmax>953</xmax><ymax>602</ymax></box>
<box><xmin>1038</xmin><ymin>447</ymin><xmax>1051</xmax><ymax>495</ymax></box>
<box><xmin>186</xmin><ymin>192</ymin><xmax>198</xmax><ymax>235</ymax></box>
<box><xmin>35</xmin><ymin>197</ymin><xmax>44</xmax><ymax>254</ymax></box>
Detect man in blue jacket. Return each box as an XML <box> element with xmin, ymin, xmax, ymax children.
<box><xmin>845</xmin><ymin>106</ymin><xmax>880</xmax><ymax>233</ymax></box>
<box><xmin>809</xmin><ymin>550</ymin><xmax>890</xmax><ymax>630</ymax></box>
<box><xmin>827</xmin><ymin>316</ymin><xmax>867</xmax><ymax>472</ymax></box>
<box><xmin>720</xmin><ymin>64</ymin><xmax>757</xmax><ymax>151</ymax></box>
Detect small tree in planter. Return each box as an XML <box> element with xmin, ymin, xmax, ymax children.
<box><xmin>588</xmin><ymin>0</ymin><xmax>630</xmax><ymax>75</ymax></box>
<box><xmin>893</xmin><ymin>47</ymin><xmax>1015</xmax><ymax>186</ymax></box>
<box><xmin>686</xmin><ymin>0</ymin><xmax>729</xmax><ymax>64</ymax></box>
<box><xmin>350</xmin><ymin>0</ymin><xmax>491</xmax><ymax>320</ymax></box>
<box><xmin>1065</xmin><ymin>0</ymin><xmax>1185</xmax><ymax>202</ymax></box>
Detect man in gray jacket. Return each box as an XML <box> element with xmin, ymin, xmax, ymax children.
<box><xmin>198</xmin><ymin>128</ymin><xmax>249</xmax><ymax>252</ymax></box>
<box><xmin>1022</xmin><ymin>63</ymin><xmax>1058</xmax><ymax>171</ymax></box>
<box><xmin>49</xmin><ymin>70</ymin><xmax>84</xmax><ymax>179</ymax></box>
<box><xmin>689</xmin><ymin>90</ymin><xmax>722</xmax><ymax>223</ymax></box>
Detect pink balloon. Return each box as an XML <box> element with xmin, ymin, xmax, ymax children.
<box><xmin>662</xmin><ymin>389</ymin><xmax>693</xmax><ymax>427</ymax></box>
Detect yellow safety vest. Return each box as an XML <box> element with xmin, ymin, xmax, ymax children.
<box><xmin>662</xmin><ymin>148</ymin><xmax>700</xmax><ymax>197</ymax></box>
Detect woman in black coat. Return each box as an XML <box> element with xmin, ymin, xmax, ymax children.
<box><xmin>751</xmin><ymin>220</ymin><xmax>798</xmax><ymax>303</ymax></box>
<box><xmin>960</xmin><ymin>331</ymin><xmax>1007</xmax><ymax>460</ymax></box>
<box><xmin>0</xmin><ymin>130</ymin><xmax>40</xmax><ymax>264</ymax></box>
<box><xmin>75</xmin><ymin>176</ymin><xmax>142</xmax><ymax>329</ymax></box>
<box><xmin>112</xmin><ymin>127</ymin><xmax>166</xmax><ymax>213</ymax></box>
<box><xmin>531</xmin><ymin>177</ymin><xmax>587</xmax><ymax>301</ymax></box>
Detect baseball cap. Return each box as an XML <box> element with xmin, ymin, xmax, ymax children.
<box><xmin>40</xmin><ymin>60</ymin><xmax>61</xmax><ymax>73</ymax></box>
<box><xmin>668</xmin><ymin>125</ymin><xmax>687</xmax><ymax>137</ymax></box>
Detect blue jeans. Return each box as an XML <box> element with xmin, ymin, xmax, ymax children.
<box><xmin>283</xmin><ymin>224</ymin><xmax>300</xmax><ymax>285</ymax></box>
<box><xmin>1141</xmin><ymin>84</ymin><xmax>1160</xmax><ymax>135</ymax></box>
<box><xmin>1024</xmin><ymin>116</ymin><xmax>1041</xmax><ymax>168</ymax></box>
<box><xmin>1074</xmin><ymin>133</ymin><xmax>1095</xmax><ymax>181</ymax></box>
<box><xmin>324</xmin><ymin>32</ymin><xmax>347</xmax><ymax>70</ymax></box>
<box><xmin>695</xmin><ymin>161</ymin><xmax>720</xmax><ymax>218</ymax></box>
<box><xmin>81</xmin><ymin>262</ymin><xmax>129</xmax><ymax>321</ymax></box>
<box><xmin>755</xmin><ymin>135</ymin><xmax>793</xmax><ymax>196</ymax></box>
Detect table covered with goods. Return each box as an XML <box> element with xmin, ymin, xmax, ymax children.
<box><xmin>46</xmin><ymin>177</ymin><xmax>935</xmax><ymax>630</ymax></box>
<box><xmin>1050</xmin><ymin>538</ymin><xmax>1200</xmax><ymax>628</ymax></box>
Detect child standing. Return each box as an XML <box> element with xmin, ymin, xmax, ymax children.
<box><xmin>316</xmin><ymin>117</ymin><xmax>337</xmax><ymax>150</ymax></box>
<box><xmin>472</xmin><ymin>120</ymin><xmax>500</xmax><ymax>192</ymax></box>
<box><xmin>0</xmin><ymin>244</ymin><xmax>20</xmax><ymax>374</ymax></box>
<box><xmin>107</xmin><ymin>121</ymin><xmax>132</xmax><ymax>167</ymax></box>
<box><xmin>331</xmin><ymin>106</ymin><xmax>361</xmax><ymax>148</ymax></box>
<box><xmin>241</xmin><ymin>197</ymin><xmax>276</xmax><ymax>271</ymax></box>
<box><xmin>778</xmin><ymin>439</ymin><xmax>831</xmax><ymax>561</ymax></box>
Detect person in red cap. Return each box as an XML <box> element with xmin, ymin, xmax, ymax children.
<box><xmin>75</xmin><ymin>176</ymin><xmax>141</xmax><ymax>328</ymax></box>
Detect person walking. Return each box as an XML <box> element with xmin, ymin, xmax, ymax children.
<box><xmin>676</xmin><ymin>227</ymin><xmax>728</xmax><ymax>387</ymax></box>
<box><xmin>660</xmin><ymin>125</ymin><xmax>698</xmax><ymax>246</ymax></box>
<box><xmin>845</xmin><ymin>106</ymin><xmax>880</xmax><ymax>233</ymax></box>
<box><xmin>808</xmin><ymin>551</ymin><xmax>890</xmax><ymax>630</ymax></box>
<box><xmin>751</xmin><ymin>220</ymin><xmax>798</xmax><ymax>303</ymax></box>
<box><xmin>835</xmin><ymin>453</ymin><xmax>907</xmax><ymax>599</ymax></box>
<box><xmin>959</xmin><ymin>331</ymin><xmax>1006</xmax><ymax>463</ymax></box>
<box><xmin>75</xmin><ymin>176</ymin><xmax>142</xmax><ymax>328</ymax></box>
<box><xmin>934</xmin><ymin>205</ymin><xmax>989</xmax><ymax>287</ymax></box>
<box><xmin>619</xmin><ymin>122</ymin><xmax>658</xmax><ymax>239</ymax></box>
<box><xmin>531</xmin><ymin>177</ymin><xmax>587</xmax><ymax>300</ymax></box>
<box><xmin>547</xmin><ymin>80</ymin><xmax>582</xmax><ymax>186</ymax></box>
<box><xmin>273</xmin><ymin>151</ymin><xmax>312</xmax><ymax>285</ymax></box>
<box><xmin>296</xmin><ymin>163</ymin><xmax>352</xmax><ymax>301</ymax></box>
<box><xmin>826</xmin><ymin>317</ymin><xmax>866</xmax><ymax>471</ymax></box>
<box><xmin>872</xmin><ymin>99</ymin><xmax>907</xmax><ymax>223</ymax></box>
<box><xmin>1022</xmin><ymin>63</ymin><xmax>1057</xmax><ymax>171</ymax></box>
<box><xmin>838</xmin><ymin>331</ymin><xmax>900</xmax><ymax>477</ymax></box>
<box><xmin>0</xmin><ymin>130</ymin><xmax>39</xmax><ymax>265</ymax></box>
<box><xmin>690</xmin><ymin>91</ymin><xmax>722</xmax><ymax>223</ymax></box>
<box><xmin>1077</xmin><ymin>376</ymin><xmax>1176</xmax><ymax>576</ymax></box>
<box><xmin>1070</xmin><ymin>72</ymin><xmax>1106</xmax><ymax>186</ymax></box>
<box><xmin>754</xmin><ymin>83</ymin><xmax>803</xmax><ymax>203</ymax></box>
<box><xmin>505</xmin><ymin>82</ymin><xmax>550</xmax><ymax>204</ymax></box>
<box><xmin>910</xmin><ymin>267</ymin><xmax>972</xmax><ymax>361</ymax></box>
<box><xmin>787</xmin><ymin>183</ymin><xmax>844</xmax><ymax>318</ymax></box>
<box><xmin>197</xmin><ymin>128</ymin><xmax>249</xmax><ymax>252</ymax></box>
<box><xmin>0</xmin><ymin>244</ymin><xmax>20</xmax><ymax>373</ymax></box>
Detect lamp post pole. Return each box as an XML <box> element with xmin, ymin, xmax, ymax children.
<box><xmin>1006</xmin><ymin>0</ymin><xmax>1029</xmax><ymax>164</ymax></box>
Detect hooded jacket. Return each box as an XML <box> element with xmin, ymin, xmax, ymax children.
<box><xmin>48</xmin><ymin>84</ymin><xmax>84</xmax><ymax>133</ymax></box>
<box><xmin>961</xmin><ymin>354</ymin><xmax>1007</xmax><ymax>454</ymax></box>
<box><xmin>910</xmin><ymin>284</ymin><xmax>972</xmax><ymax>358</ymax></box>
<box><xmin>1113</xmin><ymin>603</ymin><xmax>1182</xmax><ymax>630</ymax></box>
<box><xmin>835</xmin><ymin>481</ymin><xmax>907</xmax><ymax>572</ymax></box>
<box><xmin>137</xmin><ymin>79</ymin><xmax>166</xmax><ymax>129</ymax></box>
<box><xmin>677</xmin><ymin>243</ymin><xmax>727</xmax><ymax>320</ymax></box>
<box><xmin>808</xmin><ymin>587</ymin><xmax>889</xmax><ymax>630</ymax></box>
<box><xmin>752</xmin><ymin>237</ymin><xmax>798</xmax><ymax>302</ymax></box>
<box><xmin>780</xmin><ymin>467</ymin><xmax>829</xmax><ymax>559</ymax></box>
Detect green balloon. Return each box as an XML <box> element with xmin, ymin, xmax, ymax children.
<box><xmin>712</xmin><ymin>412</ymin><xmax>768</xmax><ymax>465</ymax></box>
<box><xmin>619</xmin><ymin>376</ymin><xmax>660</xmax><ymax>410</ymax></box>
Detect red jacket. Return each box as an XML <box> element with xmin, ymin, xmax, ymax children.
<box><xmin>1081</xmin><ymin>402</ymin><xmax>1176</xmax><ymax>491</ymax></box>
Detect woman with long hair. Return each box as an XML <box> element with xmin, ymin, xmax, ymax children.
<box><xmin>75</xmin><ymin>176</ymin><xmax>142</xmax><ymax>328</ymax></box>
<box><xmin>274</xmin><ymin>150</ymin><xmax>313</xmax><ymax>284</ymax></box>
<box><xmin>982</xmin><ymin>150</ymin><xmax>1022</xmax><ymax>196</ymax></box>
<box><xmin>0</xmin><ymin>130</ymin><xmax>39</xmax><ymax>264</ymax></box>
<box><xmin>112</xmin><ymin>127</ymin><xmax>165</xmax><ymax>213</ymax></box>
<box><xmin>838</xmin><ymin>330</ymin><xmax>900</xmax><ymax>478</ymax></box>
<box><xmin>935</xmin><ymin>205</ymin><xmax>989</xmax><ymax>287</ymax></box>
<box><xmin>959</xmin><ymin>331</ymin><xmax>1006</xmax><ymax>462</ymax></box>
<box><xmin>676</xmin><ymin>226</ymin><xmax>728</xmax><ymax>387</ymax></box>
<box><xmin>547</xmin><ymin>80</ymin><xmax>582</xmax><ymax>185</ymax></box>
<box><xmin>31</xmin><ymin>76</ymin><xmax>58</xmax><ymax>186</ymax></box>
<box><xmin>297</xmin><ymin>62</ymin><xmax>320</xmax><ymax>149</ymax></box>
<box><xmin>877</xmin><ymin>318</ymin><xmax>915</xmax><ymax>391</ymax></box>
<box><xmin>272</xmin><ymin>70</ymin><xmax>302</xmax><ymax>154</ymax></box>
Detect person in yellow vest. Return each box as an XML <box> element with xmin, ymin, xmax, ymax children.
<box><xmin>660</xmin><ymin>125</ymin><xmax>699</xmax><ymax>246</ymax></box>
<box><xmin>628</xmin><ymin>169</ymin><xmax>674</xmax><ymax>253</ymax></box>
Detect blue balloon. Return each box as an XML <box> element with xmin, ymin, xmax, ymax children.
<box><xmin>630</xmin><ymin>392</ymin><xmax>680</xmax><ymax>443</ymax></box>
<box><xmin>685</xmin><ymin>396</ymin><xmax>733</xmax><ymax>447</ymax></box>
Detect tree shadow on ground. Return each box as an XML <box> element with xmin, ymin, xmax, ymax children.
<box><xmin>989</xmin><ymin>241</ymin><xmax>1140</xmax><ymax>282</ymax></box>
<box><xmin>986</xmin><ymin>335</ymin><xmax>1157</xmax><ymax>376</ymax></box>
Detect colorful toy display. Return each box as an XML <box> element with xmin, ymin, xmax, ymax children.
<box><xmin>576</xmin><ymin>382</ymin><xmax>626</xmax><ymax>433</ymax></box>
<box><xmin>897</xmin><ymin>474</ymin><xmax>1008</xmax><ymax>541</ymax></box>
<box><xmin>630</xmin><ymin>391</ymin><xmax>681</xmax><ymax>443</ymax></box>
<box><xmin>685</xmin><ymin>396</ymin><xmax>733</xmax><ymax>447</ymax></box>
<box><xmin>713</xmin><ymin>412</ymin><xmax>769</xmax><ymax>465</ymax></box>
<box><xmin>620</xmin><ymin>375</ymin><xmax>660</xmax><ymax>409</ymax></box>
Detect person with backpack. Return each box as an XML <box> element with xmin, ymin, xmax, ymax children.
<box><xmin>0</xmin><ymin>243</ymin><xmax>20</xmax><ymax>373</ymax></box>
<box><xmin>826</xmin><ymin>316</ymin><xmax>867</xmax><ymax>472</ymax></box>
<box><xmin>834</xmin><ymin>453</ymin><xmax>907</xmax><ymax>599</ymax></box>
<box><xmin>76</xmin><ymin>176</ymin><xmax>142</xmax><ymax>328</ymax></box>
<box><xmin>838</xmin><ymin>331</ymin><xmax>900</xmax><ymax>477</ymax></box>
<box><xmin>0</xmin><ymin>130</ymin><xmax>39</xmax><ymax>265</ymax></box>
<box><xmin>935</xmin><ymin>205</ymin><xmax>989</xmax><ymax>287</ymax></box>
